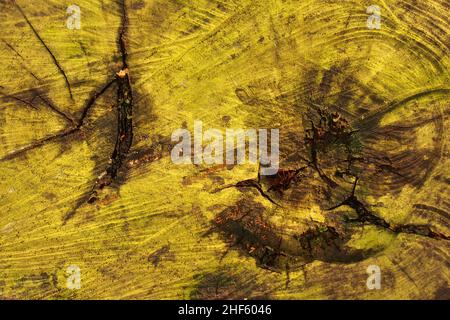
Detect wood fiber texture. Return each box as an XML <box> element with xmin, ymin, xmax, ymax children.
<box><xmin>0</xmin><ymin>0</ymin><xmax>449</xmax><ymax>299</ymax></box>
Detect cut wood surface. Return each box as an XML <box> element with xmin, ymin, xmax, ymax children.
<box><xmin>0</xmin><ymin>0</ymin><xmax>449</xmax><ymax>299</ymax></box>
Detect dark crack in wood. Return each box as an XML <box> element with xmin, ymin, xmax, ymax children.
<box><xmin>327</xmin><ymin>178</ymin><xmax>450</xmax><ymax>240</ymax></box>
<box><xmin>13</xmin><ymin>0</ymin><xmax>73</xmax><ymax>100</ymax></box>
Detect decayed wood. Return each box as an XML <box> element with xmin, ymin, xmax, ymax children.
<box><xmin>0</xmin><ymin>0</ymin><xmax>449</xmax><ymax>299</ymax></box>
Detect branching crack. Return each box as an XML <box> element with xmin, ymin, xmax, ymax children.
<box><xmin>327</xmin><ymin>178</ymin><xmax>450</xmax><ymax>240</ymax></box>
<box><xmin>212</xmin><ymin>179</ymin><xmax>281</xmax><ymax>207</ymax></box>
<box><xmin>0</xmin><ymin>90</ymin><xmax>38</xmax><ymax>110</ymax></box>
<box><xmin>34</xmin><ymin>91</ymin><xmax>76</xmax><ymax>126</ymax></box>
<box><xmin>302</xmin><ymin>107</ymin><xmax>448</xmax><ymax>241</ymax></box>
<box><xmin>0</xmin><ymin>128</ymin><xmax>79</xmax><ymax>162</ymax></box>
<box><xmin>0</xmin><ymin>87</ymin><xmax>75</xmax><ymax>125</ymax></box>
<box><xmin>63</xmin><ymin>0</ymin><xmax>134</xmax><ymax>223</ymax></box>
<box><xmin>1</xmin><ymin>2</ymin><xmax>135</xmax><ymax>223</ymax></box>
<box><xmin>13</xmin><ymin>1</ymin><xmax>73</xmax><ymax>100</ymax></box>
<box><xmin>0</xmin><ymin>79</ymin><xmax>116</xmax><ymax>163</ymax></box>
<box><xmin>92</xmin><ymin>0</ymin><xmax>133</xmax><ymax>188</ymax></box>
